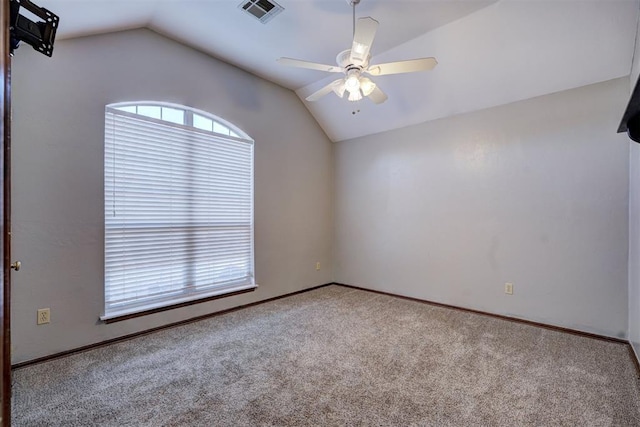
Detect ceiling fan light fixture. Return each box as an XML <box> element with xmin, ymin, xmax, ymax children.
<box><xmin>360</xmin><ymin>77</ymin><xmax>376</xmax><ymax>96</ymax></box>
<box><xmin>348</xmin><ymin>90</ymin><xmax>363</xmax><ymax>102</ymax></box>
<box><xmin>345</xmin><ymin>74</ymin><xmax>361</xmax><ymax>93</ymax></box>
<box><xmin>333</xmin><ymin>81</ymin><xmax>347</xmax><ymax>98</ymax></box>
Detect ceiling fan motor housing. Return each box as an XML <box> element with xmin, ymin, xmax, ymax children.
<box><xmin>336</xmin><ymin>49</ymin><xmax>369</xmax><ymax>71</ymax></box>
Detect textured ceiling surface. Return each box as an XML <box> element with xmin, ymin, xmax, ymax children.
<box><xmin>37</xmin><ymin>0</ymin><xmax>640</xmax><ymax>141</ymax></box>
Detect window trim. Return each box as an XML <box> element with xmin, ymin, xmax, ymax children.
<box><xmin>108</xmin><ymin>101</ymin><xmax>248</xmax><ymax>139</ymax></box>
<box><xmin>101</xmin><ymin>286</ymin><xmax>257</xmax><ymax>324</ymax></box>
<box><xmin>102</xmin><ymin>102</ymin><xmax>256</xmax><ymax>323</ymax></box>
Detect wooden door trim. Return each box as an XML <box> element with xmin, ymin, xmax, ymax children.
<box><xmin>1</xmin><ymin>0</ymin><xmax>10</xmax><ymax>424</ymax></box>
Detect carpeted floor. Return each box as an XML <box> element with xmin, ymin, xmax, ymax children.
<box><xmin>12</xmin><ymin>285</ymin><xmax>640</xmax><ymax>426</ymax></box>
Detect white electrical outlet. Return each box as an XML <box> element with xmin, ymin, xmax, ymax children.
<box><xmin>505</xmin><ymin>283</ymin><xmax>513</xmax><ymax>295</ymax></box>
<box><xmin>37</xmin><ymin>308</ymin><xmax>50</xmax><ymax>325</ymax></box>
<box><xmin>316</xmin><ymin>262</ymin><xmax>321</xmax><ymax>271</ymax></box>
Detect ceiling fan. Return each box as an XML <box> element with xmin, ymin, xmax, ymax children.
<box><xmin>277</xmin><ymin>0</ymin><xmax>438</xmax><ymax>105</ymax></box>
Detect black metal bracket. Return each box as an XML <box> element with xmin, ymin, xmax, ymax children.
<box><xmin>9</xmin><ymin>0</ymin><xmax>59</xmax><ymax>57</ymax></box>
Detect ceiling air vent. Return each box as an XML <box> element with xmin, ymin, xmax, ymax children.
<box><xmin>239</xmin><ymin>0</ymin><xmax>284</xmax><ymax>24</ymax></box>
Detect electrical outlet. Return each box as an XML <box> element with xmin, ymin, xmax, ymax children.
<box><xmin>37</xmin><ymin>308</ymin><xmax>50</xmax><ymax>325</ymax></box>
<box><xmin>505</xmin><ymin>283</ymin><xmax>513</xmax><ymax>295</ymax></box>
<box><xmin>316</xmin><ymin>262</ymin><xmax>321</xmax><ymax>271</ymax></box>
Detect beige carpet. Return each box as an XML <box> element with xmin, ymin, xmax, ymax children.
<box><xmin>12</xmin><ymin>285</ymin><xmax>640</xmax><ymax>426</ymax></box>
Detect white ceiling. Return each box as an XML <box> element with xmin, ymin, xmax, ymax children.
<box><xmin>35</xmin><ymin>0</ymin><xmax>640</xmax><ymax>141</ymax></box>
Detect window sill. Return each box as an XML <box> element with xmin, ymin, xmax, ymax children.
<box><xmin>100</xmin><ymin>284</ymin><xmax>258</xmax><ymax>324</ymax></box>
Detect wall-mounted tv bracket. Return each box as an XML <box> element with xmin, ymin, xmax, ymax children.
<box><xmin>9</xmin><ymin>0</ymin><xmax>59</xmax><ymax>57</ymax></box>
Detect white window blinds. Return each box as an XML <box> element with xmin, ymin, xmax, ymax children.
<box><xmin>103</xmin><ymin>106</ymin><xmax>255</xmax><ymax>320</ymax></box>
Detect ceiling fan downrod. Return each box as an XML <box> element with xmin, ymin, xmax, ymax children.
<box><xmin>349</xmin><ymin>0</ymin><xmax>360</xmax><ymax>37</ymax></box>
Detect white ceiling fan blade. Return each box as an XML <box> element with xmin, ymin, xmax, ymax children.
<box><xmin>277</xmin><ymin>57</ymin><xmax>343</xmax><ymax>73</ymax></box>
<box><xmin>350</xmin><ymin>17</ymin><xmax>379</xmax><ymax>65</ymax></box>
<box><xmin>306</xmin><ymin>79</ymin><xmax>345</xmax><ymax>102</ymax></box>
<box><xmin>367</xmin><ymin>85</ymin><xmax>388</xmax><ymax>104</ymax></box>
<box><xmin>367</xmin><ymin>57</ymin><xmax>438</xmax><ymax>76</ymax></box>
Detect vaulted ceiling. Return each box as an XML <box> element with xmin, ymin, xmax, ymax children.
<box><xmin>37</xmin><ymin>0</ymin><xmax>640</xmax><ymax>141</ymax></box>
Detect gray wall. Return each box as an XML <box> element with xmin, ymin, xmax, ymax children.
<box><xmin>11</xmin><ymin>29</ymin><xmax>333</xmax><ymax>364</ymax></box>
<box><xmin>334</xmin><ymin>78</ymin><xmax>630</xmax><ymax>338</ymax></box>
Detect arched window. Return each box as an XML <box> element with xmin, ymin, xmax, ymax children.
<box><xmin>102</xmin><ymin>102</ymin><xmax>255</xmax><ymax>321</ymax></box>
